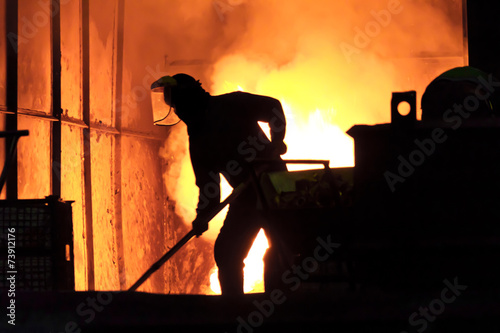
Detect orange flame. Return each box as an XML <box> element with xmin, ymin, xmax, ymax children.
<box><xmin>206</xmin><ymin>93</ymin><xmax>354</xmax><ymax>294</ymax></box>
<box><xmin>160</xmin><ymin>0</ymin><xmax>466</xmax><ymax>294</ymax></box>
<box><xmin>209</xmin><ymin>228</ymin><xmax>269</xmax><ymax>294</ymax></box>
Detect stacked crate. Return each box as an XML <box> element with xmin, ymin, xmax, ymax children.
<box><xmin>0</xmin><ymin>196</ymin><xmax>74</xmax><ymax>291</ymax></box>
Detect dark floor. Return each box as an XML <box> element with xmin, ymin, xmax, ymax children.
<box><xmin>3</xmin><ymin>282</ymin><xmax>500</xmax><ymax>333</ymax></box>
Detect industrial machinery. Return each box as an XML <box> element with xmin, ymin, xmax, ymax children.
<box><xmin>134</xmin><ymin>86</ymin><xmax>500</xmax><ymax>294</ymax></box>
<box><xmin>347</xmin><ymin>90</ymin><xmax>500</xmax><ymax>291</ymax></box>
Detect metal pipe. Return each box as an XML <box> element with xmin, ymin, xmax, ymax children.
<box><xmin>5</xmin><ymin>0</ymin><xmax>18</xmax><ymax>200</ymax></box>
<box><xmin>51</xmin><ymin>0</ymin><xmax>62</xmax><ymax>198</ymax></box>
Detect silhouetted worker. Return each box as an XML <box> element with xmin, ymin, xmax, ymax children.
<box><xmin>151</xmin><ymin>74</ymin><xmax>287</xmax><ymax>295</ymax></box>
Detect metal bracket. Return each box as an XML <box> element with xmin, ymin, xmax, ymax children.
<box><xmin>391</xmin><ymin>91</ymin><xmax>417</xmax><ymax>128</ymax></box>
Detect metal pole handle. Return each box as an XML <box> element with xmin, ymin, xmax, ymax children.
<box><xmin>127</xmin><ymin>180</ymin><xmax>250</xmax><ymax>292</ymax></box>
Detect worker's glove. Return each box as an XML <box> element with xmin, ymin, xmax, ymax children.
<box><xmin>270</xmin><ymin>141</ymin><xmax>287</xmax><ymax>155</ymax></box>
<box><xmin>192</xmin><ymin>216</ymin><xmax>209</xmax><ymax>237</ymax></box>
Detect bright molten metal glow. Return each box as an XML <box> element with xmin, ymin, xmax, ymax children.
<box><xmin>207</xmin><ymin>90</ymin><xmax>354</xmax><ymax>294</ymax></box>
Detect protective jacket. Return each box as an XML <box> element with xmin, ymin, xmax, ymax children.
<box><xmin>187</xmin><ymin>91</ymin><xmax>286</xmax><ymax>216</ymax></box>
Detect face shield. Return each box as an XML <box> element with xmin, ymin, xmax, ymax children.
<box><xmin>150</xmin><ymin>77</ymin><xmax>181</xmax><ymax>126</ymax></box>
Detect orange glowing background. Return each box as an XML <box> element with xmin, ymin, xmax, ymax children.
<box><xmin>158</xmin><ymin>0</ymin><xmax>466</xmax><ymax>294</ymax></box>
<box><xmin>1</xmin><ymin>0</ymin><xmax>467</xmax><ymax>295</ymax></box>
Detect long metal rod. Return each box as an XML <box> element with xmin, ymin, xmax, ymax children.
<box><xmin>0</xmin><ymin>131</ymin><xmax>30</xmax><ymax>191</ymax></box>
<box><xmin>0</xmin><ymin>135</ymin><xmax>24</xmax><ymax>193</ymax></box>
<box><xmin>255</xmin><ymin>158</ymin><xmax>330</xmax><ymax>168</ymax></box>
<box><xmin>127</xmin><ymin>159</ymin><xmax>331</xmax><ymax>292</ymax></box>
<box><xmin>127</xmin><ymin>230</ymin><xmax>197</xmax><ymax>292</ymax></box>
<box><xmin>128</xmin><ymin>180</ymin><xmax>250</xmax><ymax>292</ymax></box>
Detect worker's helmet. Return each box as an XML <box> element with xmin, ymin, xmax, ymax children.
<box><xmin>421</xmin><ymin>66</ymin><xmax>498</xmax><ymax>122</ymax></box>
<box><xmin>150</xmin><ymin>74</ymin><xmax>205</xmax><ymax>126</ymax></box>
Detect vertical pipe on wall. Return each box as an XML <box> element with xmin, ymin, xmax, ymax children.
<box><xmin>51</xmin><ymin>0</ymin><xmax>62</xmax><ymax>198</ymax></box>
<box><xmin>113</xmin><ymin>0</ymin><xmax>126</xmax><ymax>290</ymax></box>
<box><xmin>5</xmin><ymin>0</ymin><xmax>18</xmax><ymax>200</ymax></box>
<box><xmin>82</xmin><ymin>0</ymin><xmax>95</xmax><ymax>291</ymax></box>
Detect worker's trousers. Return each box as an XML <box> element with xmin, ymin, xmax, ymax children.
<box><xmin>214</xmin><ymin>187</ymin><xmax>265</xmax><ymax>295</ymax></box>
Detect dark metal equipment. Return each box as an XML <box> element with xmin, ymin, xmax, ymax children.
<box><xmin>254</xmin><ymin>160</ymin><xmax>353</xmax><ymax>291</ymax></box>
<box><xmin>347</xmin><ymin>91</ymin><xmax>500</xmax><ymax>290</ymax></box>
<box><xmin>0</xmin><ymin>196</ymin><xmax>75</xmax><ymax>291</ymax></box>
